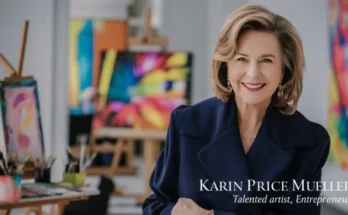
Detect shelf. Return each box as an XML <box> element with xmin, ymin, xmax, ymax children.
<box><xmin>93</xmin><ymin>127</ymin><xmax>167</xmax><ymax>140</ymax></box>
<box><xmin>70</xmin><ymin>144</ymin><xmax>116</xmax><ymax>153</ymax></box>
<box><xmin>86</xmin><ymin>166</ymin><xmax>137</xmax><ymax>175</ymax></box>
<box><xmin>92</xmin><ymin>144</ymin><xmax>115</xmax><ymax>153</ymax></box>
<box><xmin>128</xmin><ymin>36</ymin><xmax>168</xmax><ymax>47</ymax></box>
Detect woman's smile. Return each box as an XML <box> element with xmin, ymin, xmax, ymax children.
<box><xmin>242</xmin><ymin>82</ymin><xmax>266</xmax><ymax>92</ymax></box>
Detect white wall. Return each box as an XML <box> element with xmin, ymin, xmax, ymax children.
<box><xmin>161</xmin><ymin>0</ymin><xmax>210</xmax><ymax>104</ymax></box>
<box><xmin>70</xmin><ymin>0</ymin><xmax>131</xmax><ymax>19</ymax></box>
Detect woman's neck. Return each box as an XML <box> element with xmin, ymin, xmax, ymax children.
<box><xmin>235</xmin><ymin>96</ymin><xmax>270</xmax><ymax>135</ymax></box>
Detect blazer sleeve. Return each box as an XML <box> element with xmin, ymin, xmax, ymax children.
<box><xmin>142</xmin><ymin>106</ymin><xmax>187</xmax><ymax>215</ymax></box>
<box><xmin>278</xmin><ymin>124</ymin><xmax>331</xmax><ymax>215</ymax></box>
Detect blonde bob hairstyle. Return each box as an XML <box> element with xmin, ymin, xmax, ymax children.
<box><xmin>211</xmin><ymin>4</ymin><xmax>305</xmax><ymax>115</ymax></box>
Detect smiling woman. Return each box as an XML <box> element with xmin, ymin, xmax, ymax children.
<box><xmin>211</xmin><ymin>9</ymin><xmax>304</xmax><ymax>115</ymax></box>
<box><xmin>142</xmin><ymin>4</ymin><xmax>330</xmax><ymax>215</ymax></box>
<box><xmin>228</xmin><ymin>30</ymin><xmax>283</xmax><ymax>104</ymax></box>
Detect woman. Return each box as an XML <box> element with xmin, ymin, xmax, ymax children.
<box><xmin>142</xmin><ymin>4</ymin><xmax>330</xmax><ymax>215</ymax></box>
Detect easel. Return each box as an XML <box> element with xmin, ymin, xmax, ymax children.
<box><xmin>69</xmin><ymin>2</ymin><xmax>170</xmax><ymax>178</ymax></box>
<box><xmin>80</xmin><ymin>1</ymin><xmax>170</xmax><ymax>198</ymax></box>
<box><xmin>0</xmin><ymin>20</ymin><xmax>37</xmax><ymax>179</ymax></box>
<box><xmin>128</xmin><ymin>0</ymin><xmax>169</xmax><ymax>49</ymax></box>
<box><xmin>0</xmin><ymin>20</ymin><xmax>45</xmax><ymax>215</ymax></box>
<box><xmin>0</xmin><ymin>20</ymin><xmax>33</xmax><ymax>82</ymax></box>
<box><xmin>92</xmin><ymin>128</ymin><xmax>167</xmax><ymax>203</ymax></box>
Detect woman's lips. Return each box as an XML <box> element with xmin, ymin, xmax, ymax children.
<box><xmin>242</xmin><ymin>83</ymin><xmax>266</xmax><ymax>92</ymax></box>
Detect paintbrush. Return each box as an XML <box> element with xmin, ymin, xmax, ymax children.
<box><xmin>66</xmin><ymin>147</ymin><xmax>74</xmax><ymax>161</ymax></box>
<box><xmin>34</xmin><ymin>157</ymin><xmax>41</xmax><ymax>168</ymax></box>
<box><xmin>46</xmin><ymin>154</ymin><xmax>55</xmax><ymax>168</ymax></box>
<box><xmin>7</xmin><ymin>153</ymin><xmax>17</xmax><ymax>175</ymax></box>
<box><xmin>49</xmin><ymin>157</ymin><xmax>56</xmax><ymax>168</ymax></box>
<box><xmin>68</xmin><ymin>161</ymin><xmax>74</xmax><ymax>172</ymax></box>
<box><xmin>0</xmin><ymin>152</ymin><xmax>7</xmax><ymax>175</ymax></box>
<box><xmin>0</xmin><ymin>151</ymin><xmax>8</xmax><ymax>172</ymax></box>
<box><xmin>80</xmin><ymin>143</ymin><xmax>86</xmax><ymax>172</ymax></box>
<box><xmin>82</xmin><ymin>152</ymin><xmax>97</xmax><ymax>171</ymax></box>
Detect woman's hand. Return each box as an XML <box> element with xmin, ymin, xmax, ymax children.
<box><xmin>171</xmin><ymin>198</ymin><xmax>210</xmax><ymax>215</ymax></box>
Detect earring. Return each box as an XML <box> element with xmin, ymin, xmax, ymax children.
<box><xmin>277</xmin><ymin>83</ymin><xmax>283</xmax><ymax>97</ymax></box>
<box><xmin>227</xmin><ymin>79</ymin><xmax>233</xmax><ymax>93</ymax></box>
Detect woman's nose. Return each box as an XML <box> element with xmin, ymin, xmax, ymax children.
<box><xmin>246</xmin><ymin>62</ymin><xmax>260</xmax><ymax>78</ymax></box>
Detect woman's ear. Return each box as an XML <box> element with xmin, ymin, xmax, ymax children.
<box><xmin>280</xmin><ymin>71</ymin><xmax>284</xmax><ymax>83</ymax></box>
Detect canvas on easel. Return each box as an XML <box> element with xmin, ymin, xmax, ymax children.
<box><xmin>0</xmin><ymin>21</ymin><xmax>45</xmax><ymax>163</ymax></box>
<box><xmin>0</xmin><ymin>80</ymin><xmax>44</xmax><ymax>162</ymax></box>
<box><xmin>92</xmin><ymin>50</ymin><xmax>193</xmax><ymax>131</ymax></box>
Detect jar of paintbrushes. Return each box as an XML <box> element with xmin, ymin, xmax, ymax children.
<box><xmin>0</xmin><ymin>152</ymin><xmax>24</xmax><ymax>202</ymax></box>
<box><xmin>34</xmin><ymin>155</ymin><xmax>56</xmax><ymax>183</ymax></box>
<box><xmin>63</xmin><ymin>140</ymin><xmax>96</xmax><ymax>187</ymax></box>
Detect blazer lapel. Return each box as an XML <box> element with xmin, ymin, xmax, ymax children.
<box><xmin>246</xmin><ymin>128</ymin><xmax>292</xmax><ymax>183</ymax></box>
<box><xmin>246</xmin><ymin>107</ymin><xmax>292</xmax><ymax>183</ymax></box>
<box><xmin>198</xmin><ymin>125</ymin><xmax>250</xmax><ymax>198</ymax></box>
<box><xmin>195</xmin><ymin>97</ymin><xmax>251</xmax><ymax>202</ymax></box>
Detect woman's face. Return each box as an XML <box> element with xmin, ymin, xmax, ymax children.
<box><xmin>227</xmin><ymin>30</ymin><xmax>283</xmax><ymax>105</ymax></box>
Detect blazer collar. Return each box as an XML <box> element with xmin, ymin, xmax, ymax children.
<box><xmin>179</xmin><ymin>97</ymin><xmax>314</xmax><ymax>209</ymax></box>
<box><xmin>180</xmin><ymin>96</ymin><xmax>314</xmax><ymax>149</ymax></box>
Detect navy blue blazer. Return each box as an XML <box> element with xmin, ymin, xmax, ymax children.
<box><xmin>142</xmin><ymin>97</ymin><xmax>330</xmax><ymax>215</ymax></box>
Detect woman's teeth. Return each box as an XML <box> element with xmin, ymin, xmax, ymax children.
<box><xmin>243</xmin><ymin>83</ymin><xmax>265</xmax><ymax>89</ymax></box>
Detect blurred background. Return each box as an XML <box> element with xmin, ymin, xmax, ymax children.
<box><xmin>0</xmin><ymin>0</ymin><xmax>347</xmax><ymax>214</ymax></box>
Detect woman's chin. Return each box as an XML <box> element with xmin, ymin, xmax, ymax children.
<box><xmin>236</xmin><ymin>94</ymin><xmax>271</xmax><ymax>106</ymax></box>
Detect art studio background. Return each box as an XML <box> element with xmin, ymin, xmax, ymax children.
<box><xmin>0</xmin><ymin>0</ymin><xmax>346</xmax><ymax>214</ymax></box>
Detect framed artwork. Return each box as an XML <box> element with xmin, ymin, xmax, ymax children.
<box><xmin>68</xmin><ymin>19</ymin><xmax>128</xmax><ymax>116</ymax></box>
<box><xmin>0</xmin><ymin>80</ymin><xmax>45</xmax><ymax>162</ymax></box>
<box><xmin>328</xmin><ymin>0</ymin><xmax>348</xmax><ymax>169</ymax></box>
<box><xmin>92</xmin><ymin>51</ymin><xmax>193</xmax><ymax>131</ymax></box>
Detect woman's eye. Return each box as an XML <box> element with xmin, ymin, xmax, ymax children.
<box><xmin>237</xmin><ymin>57</ymin><xmax>247</xmax><ymax>62</ymax></box>
<box><xmin>261</xmin><ymin>58</ymin><xmax>273</xmax><ymax>63</ymax></box>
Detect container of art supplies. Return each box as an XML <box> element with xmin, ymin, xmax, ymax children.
<box><xmin>34</xmin><ymin>167</ymin><xmax>51</xmax><ymax>183</ymax></box>
<box><xmin>63</xmin><ymin>172</ymin><xmax>86</xmax><ymax>187</ymax></box>
<box><xmin>0</xmin><ymin>173</ymin><xmax>22</xmax><ymax>202</ymax></box>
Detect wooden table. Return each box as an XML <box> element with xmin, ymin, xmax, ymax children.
<box><xmin>0</xmin><ymin>187</ymin><xmax>99</xmax><ymax>215</ymax></box>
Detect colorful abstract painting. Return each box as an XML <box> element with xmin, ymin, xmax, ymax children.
<box><xmin>328</xmin><ymin>0</ymin><xmax>348</xmax><ymax>169</ymax></box>
<box><xmin>0</xmin><ymin>80</ymin><xmax>44</xmax><ymax>162</ymax></box>
<box><xmin>69</xmin><ymin>19</ymin><xmax>128</xmax><ymax>115</ymax></box>
<box><xmin>92</xmin><ymin>51</ymin><xmax>193</xmax><ymax>131</ymax></box>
